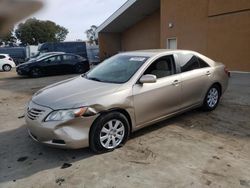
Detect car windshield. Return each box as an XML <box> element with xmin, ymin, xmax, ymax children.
<box><xmin>86</xmin><ymin>54</ymin><xmax>149</xmax><ymax>84</ymax></box>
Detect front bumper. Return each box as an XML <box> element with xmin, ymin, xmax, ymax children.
<box><xmin>25</xmin><ymin>101</ymin><xmax>98</xmax><ymax>149</ymax></box>
<box><xmin>16</xmin><ymin>67</ymin><xmax>29</xmax><ymax>75</ymax></box>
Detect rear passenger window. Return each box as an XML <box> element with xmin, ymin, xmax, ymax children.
<box><xmin>63</xmin><ymin>55</ymin><xmax>76</xmax><ymax>61</ymax></box>
<box><xmin>0</xmin><ymin>55</ymin><xmax>5</xmax><ymax>59</ymax></box>
<box><xmin>144</xmin><ymin>55</ymin><xmax>176</xmax><ymax>79</ymax></box>
<box><xmin>180</xmin><ymin>54</ymin><xmax>199</xmax><ymax>72</ymax></box>
<box><xmin>198</xmin><ymin>57</ymin><xmax>210</xmax><ymax>68</ymax></box>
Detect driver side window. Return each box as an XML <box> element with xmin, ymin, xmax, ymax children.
<box><xmin>144</xmin><ymin>55</ymin><xmax>176</xmax><ymax>79</ymax></box>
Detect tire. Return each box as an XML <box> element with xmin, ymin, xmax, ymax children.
<box><xmin>202</xmin><ymin>85</ymin><xmax>221</xmax><ymax>111</ymax></box>
<box><xmin>30</xmin><ymin>67</ymin><xmax>42</xmax><ymax>78</ymax></box>
<box><xmin>2</xmin><ymin>64</ymin><xmax>12</xmax><ymax>72</ymax></box>
<box><xmin>90</xmin><ymin>112</ymin><xmax>130</xmax><ymax>153</ymax></box>
<box><xmin>75</xmin><ymin>63</ymin><xmax>89</xmax><ymax>74</ymax></box>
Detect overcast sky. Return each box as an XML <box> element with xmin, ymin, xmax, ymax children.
<box><xmin>23</xmin><ymin>0</ymin><xmax>127</xmax><ymax>41</ymax></box>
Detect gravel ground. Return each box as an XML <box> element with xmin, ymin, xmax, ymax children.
<box><xmin>0</xmin><ymin>70</ymin><xmax>250</xmax><ymax>188</ymax></box>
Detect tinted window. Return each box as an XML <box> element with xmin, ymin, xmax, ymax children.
<box><xmin>180</xmin><ymin>54</ymin><xmax>199</xmax><ymax>72</ymax></box>
<box><xmin>198</xmin><ymin>57</ymin><xmax>210</xmax><ymax>68</ymax></box>
<box><xmin>144</xmin><ymin>55</ymin><xmax>176</xmax><ymax>79</ymax></box>
<box><xmin>63</xmin><ymin>55</ymin><xmax>76</xmax><ymax>61</ymax></box>
<box><xmin>0</xmin><ymin>55</ymin><xmax>5</xmax><ymax>59</ymax></box>
<box><xmin>44</xmin><ymin>56</ymin><xmax>61</xmax><ymax>63</ymax></box>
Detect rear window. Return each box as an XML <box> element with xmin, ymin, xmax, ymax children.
<box><xmin>179</xmin><ymin>53</ymin><xmax>210</xmax><ymax>72</ymax></box>
<box><xmin>180</xmin><ymin>54</ymin><xmax>200</xmax><ymax>72</ymax></box>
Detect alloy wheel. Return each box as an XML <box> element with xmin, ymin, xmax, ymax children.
<box><xmin>75</xmin><ymin>64</ymin><xmax>84</xmax><ymax>73</ymax></box>
<box><xmin>99</xmin><ymin>119</ymin><xmax>125</xmax><ymax>149</ymax></box>
<box><xmin>31</xmin><ymin>68</ymin><xmax>41</xmax><ymax>77</ymax></box>
<box><xmin>3</xmin><ymin>65</ymin><xmax>11</xmax><ymax>71</ymax></box>
<box><xmin>207</xmin><ymin>88</ymin><xmax>219</xmax><ymax>108</ymax></box>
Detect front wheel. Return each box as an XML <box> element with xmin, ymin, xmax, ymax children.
<box><xmin>30</xmin><ymin>67</ymin><xmax>42</xmax><ymax>78</ymax></box>
<box><xmin>90</xmin><ymin>112</ymin><xmax>130</xmax><ymax>153</ymax></box>
<box><xmin>202</xmin><ymin>85</ymin><xmax>220</xmax><ymax>111</ymax></box>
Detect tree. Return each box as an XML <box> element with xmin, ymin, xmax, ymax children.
<box><xmin>0</xmin><ymin>28</ymin><xmax>17</xmax><ymax>45</ymax></box>
<box><xmin>85</xmin><ymin>25</ymin><xmax>98</xmax><ymax>45</ymax></box>
<box><xmin>15</xmin><ymin>18</ymin><xmax>68</xmax><ymax>45</ymax></box>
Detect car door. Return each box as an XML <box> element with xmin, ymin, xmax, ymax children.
<box><xmin>61</xmin><ymin>55</ymin><xmax>77</xmax><ymax>73</ymax></box>
<box><xmin>177</xmin><ymin>52</ymin><xmax>212</xmax><ymax>108</ymax></box>
<box><xmin>132</xmin><ymin>55</ymin><xmax>182</xmax><ymax>126</ymax></box>
<box><xmin>42</xmin><ymin>55</ymin><xmax>62</xmax><ymax>75</ymax></box>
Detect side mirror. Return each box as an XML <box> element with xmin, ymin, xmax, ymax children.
<box><xmin>139</xmin><ymin>74</ymin><xmax>157</xmax><ymax>84</ymax></box>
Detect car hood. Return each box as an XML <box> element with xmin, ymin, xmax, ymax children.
<box><xmin>32</xmin><ymin>76</ymin><xmax>122</xmax><ymax>109</ymax></box>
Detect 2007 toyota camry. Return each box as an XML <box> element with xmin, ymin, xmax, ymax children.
<box><xmin>25</xmin><ymin>50</ymin><xmax>229</xmax><ymax>153</ymax></box>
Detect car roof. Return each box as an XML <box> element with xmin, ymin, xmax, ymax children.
<box><xmin>0</xmin><ymin>54</ymin><xmax>9</xmax><ymax>56</ymax></box>
<box><xmin>119</xmin><ymin>49</ymin><xmax>216</xmax><ymax>66</ymax></box>
<box><xmin>120</xmin><ymin>49</ymin><xmax>200</xmax><ymax>57</ymax></box>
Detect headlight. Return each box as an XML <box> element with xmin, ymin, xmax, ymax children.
<box><xmin>45</xmin><ymin>107</ymin><xmax>87</xmax><ymax>122</ymax></box>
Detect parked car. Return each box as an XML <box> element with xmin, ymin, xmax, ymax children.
<box><xmin>0</xmin><ymin>54</ymin><xmax>16</xmax><ymax>71</ymax></box>
<box><xmin>0</xmin><ymin>47</ymin><xmax>26</xmax><ymax>65</ymax></box>
<box><xmin>38</xmin><ymin>42</ymin><xmax>88</xmax><ymax>59</ymax></box>
<box><xmin>25</xmin><ymin>50</ymin><xmax>229</xmax><ymax>153</ymax></box>
<box><xmin>16</xmin><ymin>53</ymin><xmax>89</xmax><ymax>77</ymax></box>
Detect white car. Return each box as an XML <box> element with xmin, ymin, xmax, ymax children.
<box><xmin>0</xmin><ymin>54</ymin><xmax>16</xmax><ymax>71</ymax></box>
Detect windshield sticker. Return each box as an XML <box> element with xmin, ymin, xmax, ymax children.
<box><xmin>129</xmin><ymin>57</ymin><xmax>146</xmax><ymax>62</ymax></box>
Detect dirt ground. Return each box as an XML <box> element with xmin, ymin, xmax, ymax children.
<box><xmin>0</xmin><ymin>70</ymin><xmax>250</xmax><ymax>188</ymax></box>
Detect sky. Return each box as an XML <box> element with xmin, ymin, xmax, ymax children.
<box><xmin>22</xmin><ymin>0</ymin><xmax>127</xmax><ymax>41</ymax></box>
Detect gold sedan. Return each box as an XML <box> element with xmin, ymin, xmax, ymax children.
<box><xmin>25</xmin><ymin>50</ymin><xmax>229</xmax><ymax>153</ymax></box>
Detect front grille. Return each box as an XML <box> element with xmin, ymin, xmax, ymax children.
<box><xmin>27</xmin><ymin>108</ymin><xmax>45</xmax><ymax>120</ymax></box>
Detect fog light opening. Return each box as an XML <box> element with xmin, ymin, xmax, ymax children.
<box><xmin>52</xmin><ymin>139</ymin><xmax>66</xmax><ymax>145</ymax></box>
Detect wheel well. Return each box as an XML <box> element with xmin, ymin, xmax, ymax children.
<box><xmin>2</xmin><ymin>64</ymin><xmax>11</xmax><ymax>68</ymax></box>
<box><xmin>88</xmin><ymin>108</ymin><xmax>133</xmax><ymax>146</ymax></box>
<box><xmin>100</xmin><ymin>108</ymin><xmax>132</xmax><ymax>133</ymax></box>
<box><xmin>212</xmin><ymin>82</ymin><xmax>222</xmax><ymax>96</ymax></box>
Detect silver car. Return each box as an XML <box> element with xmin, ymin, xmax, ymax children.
<box><xmin>25</xmin><ymin>50</ymin><xmax>229</xmax><ymax>153</ymax></box>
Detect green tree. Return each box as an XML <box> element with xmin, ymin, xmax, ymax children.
<box><xmin>15</xmin><ymin>18</ymin><xmax>68</xmax><ymax>45</ymax></box>
<box><xmin>85</xmin><ymin>25</ymin><xmax>98</xmax><ymax>45</ymax></box>
<box><xmin>0</xmin><ymin>28</ymin><xmax>17</xmax><ymax>44</ymax></box>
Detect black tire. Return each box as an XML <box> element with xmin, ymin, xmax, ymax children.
<box><xmin>89</xmin><ymin>112</ymin><xmax>130</xmax><ymax>153</ymax></box>
<box><xmin>202</xmin><ymin>84</ymin><xmax>221</xmax><ymax>111</ymax></box>
<box><xmin>30</xmin><ymin>67</ymin><xmax>42</xmax><ymax>78</ymax></box>
<box><xmin>2</xmin><ymin>64</ymin><xmax>12</xmax><ymax>72</ymax></box>
<box><xmin>75</xmin><ymin>63</ymin><xmax>89</xmax><ymax>74</ymax></box>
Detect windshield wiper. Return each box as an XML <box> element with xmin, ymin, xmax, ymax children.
<box><xmin>83</xmin><ymin>74</ymin><xmax>120</xmax><ymax>83</ymax></box>
<box><xmin>86</xmin><ymin>76</ymin><xmax>102</xmax><ymax>82</ymax></box>
<box><xmin>89</xmin><ymin>77</ymin><xmax>102</xmax><ymax>82</ymax></box>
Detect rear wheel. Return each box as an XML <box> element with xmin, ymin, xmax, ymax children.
<box><xmin>75</xmin><ymin>63</ymin><xmax>89</xmax><ymax>74</ymax></box>
<box><xmin>30</xmin><ymin>67</ymin><xmax>42</xmax><ymax>78</ymax></box>
<box><xmin>90</xmin><ymin>112</ymin><xmax>130</xmax><ymax>153</ymax></box>
<box><xmin>202</xmin><ymin>85</ymin><xmax>220</xmax><ymax>111</ymax></box>
<box><xmin>3</xmin><ymin>64</ymin><xmax>12</xmax><ymax>72</ymax></box>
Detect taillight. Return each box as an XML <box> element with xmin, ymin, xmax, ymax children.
<box><xmin>9</xmin><ymin>58</ymin><xmax>13</xmax><ymax>61</ymax></box>
<box><xmin>224</xmin><ymin>67</ymin><xmax>230</xmax><ymax>77</ymax></box>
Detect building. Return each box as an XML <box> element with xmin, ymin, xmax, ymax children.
<box><xmin>97</xmin><ymin>0</ymin><xmax>250</xmax><ymax>71</ymax></box>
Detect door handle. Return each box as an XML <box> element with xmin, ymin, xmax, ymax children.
<box><xmin>172</xmin><ymin>80</ymin><xmax>180</xmax><ymax>86</ymax></box>
<box><xmin>206</xmin><ymin>71</ymin><xmax>211</xmax><ymax>76</ymax></box>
